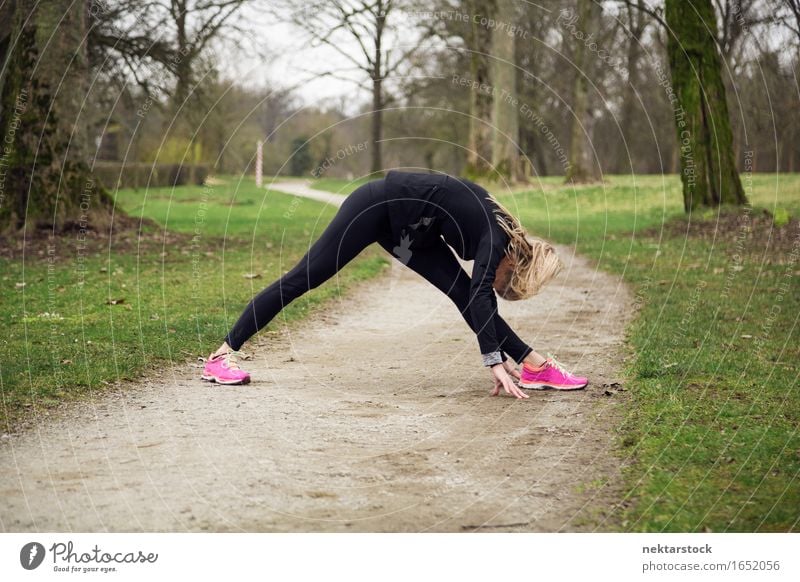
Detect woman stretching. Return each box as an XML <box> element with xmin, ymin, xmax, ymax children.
<box><xmin>202</xmin><ymin>171</ymin><xmax>588</xmax><ymax>398</ymax></box>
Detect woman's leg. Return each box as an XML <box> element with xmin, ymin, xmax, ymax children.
<box><xmin>222</xmin><ymin>180</ymin><xmax>389</xmax><ymax>352</ymax></box>
<box><xmin>379</xmin><ymin>236</ymin><xmax>536</xmax><ymax>364</ymax></box>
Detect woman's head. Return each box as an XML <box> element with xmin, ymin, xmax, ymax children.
<box><xmin>487</xmin><ymin>194</ymin><xmax>564</xmax><ymax>301</ymax></box>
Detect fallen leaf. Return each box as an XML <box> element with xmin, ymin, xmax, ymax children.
<box><xmin>243</xmin><ymin>273</ymin><xmax>262</xmax><ymax>279</ymax></box>
<box><xmin>106</xmin><ymin>298</ymin><xmax>125</xmax><ymax>305</ymax></box>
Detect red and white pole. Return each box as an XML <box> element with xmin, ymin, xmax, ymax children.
<box><xmin>255</xmin><ymin>140</ymin><xmax>263</xmax><ymax>187</ymax></box>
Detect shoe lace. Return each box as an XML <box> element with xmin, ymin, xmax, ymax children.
<box><xmin>216</xmin><ymin>350</ymin><xmax>245</xmax><ymax>370</ymax></box>
<box><xmin>546</xmin><ymin>353</ymin><xmax>574</xmax><ymax>378</ymax></box>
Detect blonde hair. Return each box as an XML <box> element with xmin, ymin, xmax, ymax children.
<box><xmin>486</xmin><ymin>193</ymin><xmax>564</xmax><ymax>300</ymax></box>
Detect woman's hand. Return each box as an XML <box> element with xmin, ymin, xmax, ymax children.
<box><xmin>490</xmin><ymin>364</ymin><xmax>528</xmax><ymax>399</ymax></box>
<box><xmin>502</xmin><ymin>359</ymin><xmax>521</xmax><ymax>380</ymax></box>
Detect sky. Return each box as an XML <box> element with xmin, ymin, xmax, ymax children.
<box><xmin>220</xmin><ymin>2</ymin><xmax>434</xmax><ymax>114</ymax></box>
<box><xmin>223</xmin><ymin>4</ymin><xmax>379</xmax><ymax>113</ymax></box>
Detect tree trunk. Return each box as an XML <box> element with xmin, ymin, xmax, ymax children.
<box><xmin>565</xmin><ymin>0</ymin><xmax>600</xmax><ymax>184</ymax></box>
<box><xmin>491</xmin><ymin>0</ymin><xmax>520</xmax><ymax>181</ymax></box>
<box><xmin>0</xmin><ymin>2</ymin><xmax>11</xmax><ymax>113</ymax></box>
<box><xmin>614</xmin><ymin>0</ymin><xmax>646</xmax><ymax>174</ymax></box>
<box><xmin>371</xmin><ymin>75</ymin><xmax>383</xmax><ymax>174</ymax></box>
<box><xmin>665</xmin><ymin>0</ymin><xmax>747</xmax><ymax>211</ymax></box>
<box><xmin>465</xmin><ymin>0</ymin><xmax>494</xmax><ymax>178</ymax></box>
<box><xmin>524</xmin><ymin>128</ymin><xmax>548</xmax><ymax>177</ymax></box>
<box><xmin>173</xmin><ymin>0</ymin><xmax>190</xmax><ymax>107</ymax></box>
<box><xmin>0</xmin><ymin>0</ymin><xmax>112</xmax><ymax>232</ymax></box>
<box><xmin>370</xmin><ymin>2</ymin><xmax>385</xmax><ymax>174</ymax></box>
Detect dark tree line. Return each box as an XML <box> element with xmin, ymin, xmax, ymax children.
<box><xmin>2</xmin><ymin>0</ymin><xmax>798</xmax><ymax>233</ymax></box>
<box><xmin>395</xmin><ymin>0</ymin><xmax>795</xmax><ymax>209</ymax></box>
<box><xmin>0</xmin><ymin>0</ymin><xmax>251</xmax><ymax>232</ymax></box>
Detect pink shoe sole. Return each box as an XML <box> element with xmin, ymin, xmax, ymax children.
<box><xmin>519</xmin><ymin>380</ymin><xmax>587</xmax><ymax>391</ymax></box>
<box><xmin>201</xmin><ymin>374</ymin><xmax>251</xmax><ymax>386</ymax></box>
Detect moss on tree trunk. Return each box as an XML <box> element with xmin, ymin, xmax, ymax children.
<box><xmin>0</xmin><ymin>0</ymin><xmax>113</xmax><ymax>233</ymax></box>
<box><xmin>665</xmin><ymin>0</ymin><xmax>747</xmax><ymax>211</ymax></box>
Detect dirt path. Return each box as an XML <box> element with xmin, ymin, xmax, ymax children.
<box><xmin>1</xmin><ymin>182</ymin><xmax>634</xmax><ymax>532</ymax></box>
<box><xmin>265</xmin><ymin>179</ymin><xmax>349</xmax><ymax>204</ymax></box>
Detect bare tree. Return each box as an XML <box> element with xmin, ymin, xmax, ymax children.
<box><xmin>715</xmin><ymin>0</ymin><xmax>777</xmax><ymax>70</ymax></box>
<box><xmin>775</xmin><ymin>0</ymin><xmax>800</xmax><ymax>43</ymax></box>
<box><xmin>279</xmin><ymin>0</ymin><xmax>432</xmax><ymax>173</ymax></box>
<box><xmin>613</xmin><ymin>0</ymin><xmax>648</xmax><ymax>173</ymax></box>
<box><xmin>565</xmin><ymin>0</ymin><xmax>602</xmax><ymax>183</ymax></box>
<box><xmin>163</xmin><ymin>0</ymin><xmax>249</xmax><ymax>107</ymax></box>
<box><xmin>87</xmin><ymin>0</ymin><xmax>175</xmax><ymax>95</ymax></box>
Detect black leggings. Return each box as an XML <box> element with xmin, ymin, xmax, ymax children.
<box><xmin>224</xmin><ymin>180</ymin><xmax>533</xmax><ymax>363</ymax></box>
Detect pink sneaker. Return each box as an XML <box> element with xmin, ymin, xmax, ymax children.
<box><xmin>519</xmin><ymin>355</ymin><xmax>588</xmax><ymax>391</ymax></box>
<box><xmin>202</xmin><ymin>351</ymin><xmax>251</xmax><ymax>385</ymax></box>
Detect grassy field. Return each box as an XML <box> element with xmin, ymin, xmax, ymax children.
<box><xmin>506</xmin><ymin>174</ymin><xmax>799</xmax><ymax>532</ymax></box>
<box><xmin>3</xmin><ymin>172</ymin><xmax>797</xmax><ymax>533</ymax></box>
<box><xmin>0</xmin><ymin>176</ymin><xmax>387</xmax><ymax>431</ymax></box>
<box><xmin>310</xmin><ymin>173</ymin><xmax>800</xmax><ymax>532</ymax></box>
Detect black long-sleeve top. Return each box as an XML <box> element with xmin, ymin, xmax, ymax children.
<box><xmin>384</xmin><ymin>171</ymin><xmax>515</xmax><ymax>364</ymax></box>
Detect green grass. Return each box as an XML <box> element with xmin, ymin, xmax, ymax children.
<box><xmin>3</xmin><ymin>171</ymin><xmax>798</xmax><ymax>533</ymax></box>
<box><xmin>312</xmin><ymin>173</ymin><xmax>800</xmax><ymax>532</ymax></box>
<box><xmin>516</xmin><ymin>174</ymin><xmax>799</xmax><ymax>532</ymax></box>
<box><xmin>0</xmin><ymin>176</ymin><xmax>387</xmax><ymax>430</ymax></box>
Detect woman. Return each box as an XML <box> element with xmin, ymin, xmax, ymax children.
<box><xmin>202</xmin><ymin>171</ymin><xmax>588</xmax><ymax>398</ymax></box>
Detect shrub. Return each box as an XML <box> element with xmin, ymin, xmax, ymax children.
<box><xmin>93</xmin><ymin>162</ymin><xmax>209</xmax><ymax>190</ymax></box>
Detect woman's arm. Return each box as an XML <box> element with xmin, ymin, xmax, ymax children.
<box><xmin>468</xmin><ymin>231</ymin><xmax>506</xmax><ymax>366</ymax></box>
<box><xmin>494</xmin><ymin>313</ymin><xmax>534</xmax><ymax>364</ymax></box>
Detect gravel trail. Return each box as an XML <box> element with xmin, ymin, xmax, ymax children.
<box><xmin>0</xmin><ymin>182</ymin><xmax>633</xmax><ymax>532</ymax></box>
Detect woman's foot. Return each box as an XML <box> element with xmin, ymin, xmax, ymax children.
<box><xmin>518</xmin><ymin>355</ymin><xmax>588</xmax><ymax>390</ymax></box>
<box><xmin>202</xmin><ymin>351</ymin><xmax>251</xmax><ymax>385</ymax></box>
